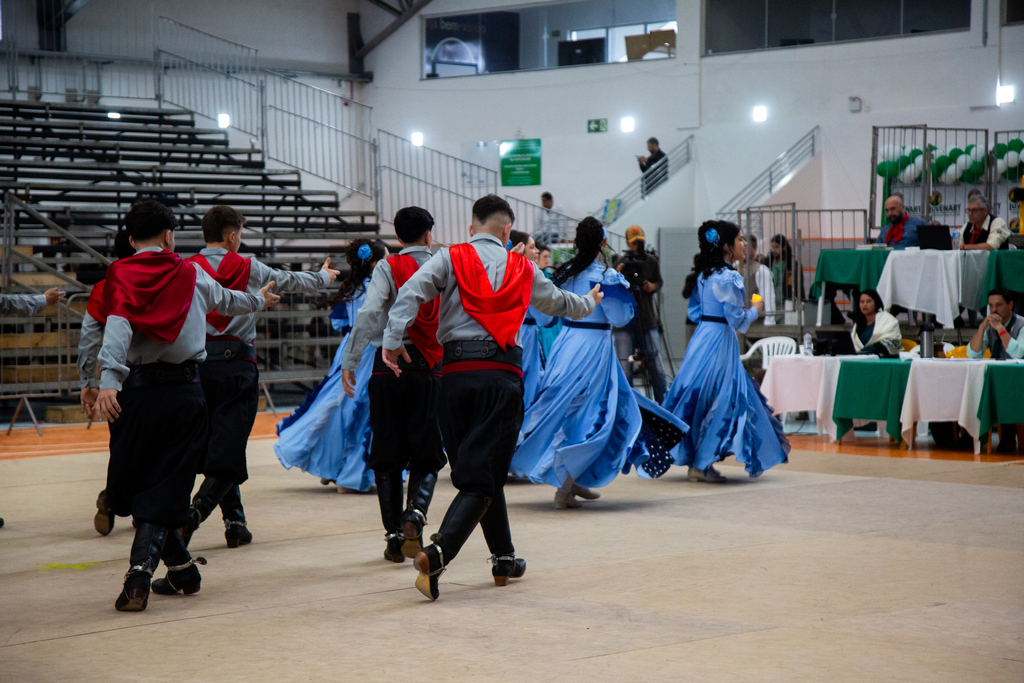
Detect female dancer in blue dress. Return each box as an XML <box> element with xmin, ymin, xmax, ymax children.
<box><xmin>510</xmin><ymin>217</ymin><xmax>687</xmax><ymax>509</ymax></box>
<box><xmin>510</xmin><ymin>230</ymin><xmax>554</xmax><ymax>408</ymax></box>
<box><xmin>663</xmin><ymin>220</ymin><xmax>789</xmax><ymax>482</ymax></box>
<box><xmin>275</xmin><ymin>239</ymin><xmax>387</xmax><ymax>492</ymax></box>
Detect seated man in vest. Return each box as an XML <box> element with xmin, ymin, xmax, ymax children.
<box><xmin>969</xmin><ymin>287</ymin><xmax>1023</xmax><ymax>452</ymax></box>
<box><xmin>876</xmin><ymin>195</ymin><xmax>926</xmax><ymax>249</ymax></box>
<box><xmin>960</xmin><ymin>194</ymin><xmax>1011</xmax><ymax>251</ymax></box>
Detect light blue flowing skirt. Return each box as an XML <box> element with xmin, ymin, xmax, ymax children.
<box><xmin>521</xmin><ymin>323</ymin><xmax>542</xmax><ymax>408</ymax></box>
<box><xmin>274</xmin><ymin>334</ymin><xmax>375</xmax><ymax>491</ymax></box>
<box><xmin>663</xmin><ymin>321</ymin><xmax>789</xmax><ymax>476</ymax></box>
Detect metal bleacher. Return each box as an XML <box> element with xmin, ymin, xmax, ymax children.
<box><xmin>1</xmin><ymin>99</ymin><xmax>382</xmax><ymax>424</ymax></box>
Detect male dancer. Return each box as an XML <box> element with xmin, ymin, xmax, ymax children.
<box><xmin>181</xmin><ymin>205</ymin><xmax>338</xmax><ymax>548</ymax></box>
<box><xmin>79</xmin><ymin>229</ymin><xmax>136</xmax><ymax>536</ymax></box>
<box><xmin>93</xmin><ymin>199</ymin><xmax>279</xmax><ymax>611</ymax></box>
<box><xmin>341</xmin><ymin>206</ymin><xmax>445</xmax><ymax>563</ymax></box>
<box><xmin>381</xmin><ymin>195</ymin><xmax>602</xmax><ymax>600</ymax></box>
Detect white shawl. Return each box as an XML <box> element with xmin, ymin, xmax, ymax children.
<box><xmin>851</xmin><ymin>310</ymin><xmax>902</xmax><ymax>353</ymax></box>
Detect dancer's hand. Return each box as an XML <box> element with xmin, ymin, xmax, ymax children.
<box><xmin>95</xmin><ymin>389</ymin><xmax>121</xmax><ymax>423</ymax></box>
<box><xmin>259</xmin><ymin>281</ymin><xmax>281</xmax><ymax>309</ymax></box>
<box><xmin>587</xmin><ymin>283</ymin><xmax>604</xmax><ymax>306</ymax></box>
<box><xmin>752</xmin><ymin>299</ymin><xmax>765</xmax><ymax>314</ymax></box>
<box><xmin>44</xmin><ymin>288</ymin><xmax>65</xmax><ymax>306</ymax></box>
<box><xmin>80</xmin><ymin>386</ymin><xmax>98</xmax><ymax>416</ymax></box>
<box><xmin>341</xmin><ymin>369</ymin><xmax>356</xmax><ymax>398</ymax></box>
<box><xmin>321</xmin><ymin>257</ymin><xmax>341</xmax><ymax>283</ymax></box>
<box><xmin>511</xmin><ymin>242</ymin><xmax>526</xmax><ymax>255</ymax></box>
<box><xmin>382</xmin><ymin>345</ymin><xmax>411</xmax><ymax>377</ymax></box>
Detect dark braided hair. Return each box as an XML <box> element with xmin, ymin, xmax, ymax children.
<box><xmin>682</xmin><ymin>220</ymin><xmax>740</xmax><ymax>298</ymax></box>
<box><xmin>552</xmin><ymin>216</ymin><xmax>606</xmax><ymax>286</ymax></box>
<box><xmin>325</xmin><ymin>238</ymin><xmax>387</xmax><ymax>307</ymax></box>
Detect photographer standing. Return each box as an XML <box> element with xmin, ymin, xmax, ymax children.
<box><xmin>614</xmin><ymin>225</ymin><xmax>667</xmax><ymax>403</ymax></box>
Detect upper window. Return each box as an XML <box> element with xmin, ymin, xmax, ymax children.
<box><xmin>423</xmin><ymin>0</ymin><xmax>676</xmax><ymax>79</ymax></box>
<box><xmin>705</xmin><ymin>0</ymin><xmax>971</xmax><ymax>55</ymax></box>
<box><xmin>1007</xmin><ymin>0</ymin><xmax>1024</xmax><ymax>25</ymax></box>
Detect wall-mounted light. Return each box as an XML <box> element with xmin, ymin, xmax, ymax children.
<box><xmin>997</xmin><ymin>84</ymin><xmax>1015</xmax><ymax>105</ymax></box>
<box><xmin>411</xmin><ymin>132</ymin><xmax>424</xmax><ymax>147</ymax></box>
<box><xmin>107</xmin><ymin>112</ymin><xmax>121</xmax><ymax>119</ymax></box>
<box><xmin>217</xmin><ymin>113</ymin><xmax>231</xmax><ymax>129</ymax></box>
<box><xmin>752</xmin><ymin>106</ymin><xmax>768</xmax><ymax>123</ymax></box>
<box><xmin>620</xmin><ymin>117</ymin><xmax>635</xmax><ymax>133</ymax></box>
<box><xmin>848</xmin><ymin>96</ymin><xmax>862</xmax><ymax>113</ymax></box>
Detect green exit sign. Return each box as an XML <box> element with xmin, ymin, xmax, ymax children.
<box><xmin>587</xmin><ymin>118</ymin><xmax>608</xmax><ymax>133</ymax></box>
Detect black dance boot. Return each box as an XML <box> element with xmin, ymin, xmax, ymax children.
<box><xmin>414</xmin><ymin>492</ymin><xmax>490</xmax><ymax>601</ymax></box>
<box><xmin>402</xmin><ymin>471</ymin><xmax>438</xmax><ymax>559</ymax></box>
<box><xmin>219</xmin><ymin>485</ymin><xmax>253</xmax><ymax>548</ymax></box>
<box><xmin>375</xmin><ymin>470</ymin><xmax>405</xmax><ymax>563</ymax></box>
<box><xmin>180</xmin><ymin>476</ymin><xmax>234</xmax><ymax>546</ymax></box>
<box><xmin>94</xmin><ymin>489</ymin><xmax>115</xmax><ymax>536</ymax></box>
<box><xmin>152</xmin><ymin>529</ymin><xmax>207</xmax><ymax>596</ymax></box>
<box><xmin>115</xmin><ymin>522</ymin><xmax>168</xmax><ymax>612</ymax></box>
<box><xmin>490</xmin><ymin>555</ymin><xmax>527</xmax><ymax>586</ymax></box>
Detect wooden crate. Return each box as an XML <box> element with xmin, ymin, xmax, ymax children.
<box><xmin>45</xmin><ymin>404</ymin><xmax>90</xmax><ymax>424</ymax></box>
<box><xmin>0</xmin><ymin>332</ymin><xmax>70</xmax><ymax>350</ymax></box>
<box><xmin>11</xmin><ymin>273</ymin><xmax>77</xmax><ymax>287</ymax></box>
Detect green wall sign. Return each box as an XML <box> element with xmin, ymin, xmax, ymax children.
<box><xmin>587</xmin><ymin>118</ymin><xmax>607</xmax><ymax>133</ymax></box>
<box><xmin>500</xmin><ymin>139</ymin><xmax>541</xmax><ymax>186</ymax></box>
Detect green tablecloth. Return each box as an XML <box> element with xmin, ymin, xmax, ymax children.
<box><xmin>977</xmin><ymin>364</ymin><xmax>1024</xmax><ymax>439</ymax></box>
<box><xmin>809</xmin><ymin>249</ymin><xmax>891</xmax><ymax>299</ymax></box>
<box><xmin>983</xmin><ymin>251</ymin><xmax>1024</xmax><ymax>295</ymax></box>
<box><xmin>833</xmin><ymin>359</ymin><xmax>913</xmax><ymax>443</ymax></box>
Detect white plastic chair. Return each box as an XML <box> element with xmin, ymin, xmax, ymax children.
<box><xmin>740</xmin><ymin>336</ymin><xmax>798</xmax><ymax>370</ymax></box>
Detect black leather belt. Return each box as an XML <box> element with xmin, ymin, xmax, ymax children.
<box><xmin>442</xmin><ymin>340</ymin><xmax>523</xmax><ymax>369</ymax></box>
<box><xmin>372</xmin><ymin>346</ymin><xmax>441</xmax><ymax>375</ymax></box>
<box><xmin>121</xmin><ymin>361</ymin><xmax>200</xmax><ymax>391</ymax></box>
<box><xmin>564</xmin><ymin>321</ymin><xmax>611</xmax><ymax>330</ymax></box>
<box><xmin>204</xmin><ymin>339</ymin><xmax>257</xmax><ymax>363</ymax></box>
<box><xmin>701</xmin><ymin>315</ymin><xmax>728</xmax><ymax>324</ymax></box>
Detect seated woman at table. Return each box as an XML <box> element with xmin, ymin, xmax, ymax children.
<box><xmin>849</xmin><ymin>289</ymin><xmax>901</xmax><ymax>358</ymax></box>
<box><xmin>662</xmin><ymin>220</ymin><xmax>789</xmax><ymax>483</ymax></box>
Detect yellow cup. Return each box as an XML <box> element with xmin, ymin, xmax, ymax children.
<box><xmin>751</xmin><ymin>294</ymin><xmax>762</xmax><ymax>303</ymax></box>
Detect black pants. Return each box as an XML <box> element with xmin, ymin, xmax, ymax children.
<box><xmin>199</xmin><ymin>359</ymin><xmax>259</xmax><ymax>483</ymax></box>
<box><xmin>367</xmin><ymin>348</ymin><xmax>445</xmax><ymax>474</ymax></box>
<box><xmin>436</xmin><ymin>369</ymin><xmax>524</xmax><ymax>559</ymax></box>
<box><xmin>106</xmin><ymin>382</ymin><xmax>208</xmax><ymax>528</ymax></box>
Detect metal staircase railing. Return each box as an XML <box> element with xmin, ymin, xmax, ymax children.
<box><xmin>716</xmin><ymin>126</ymin><xmax>819</xmax><ymax>219</ymax></box>
<box><xmin>591</xmin><ymin>135</ymin><xmax>694</xmax><ymax>225</ymax></box>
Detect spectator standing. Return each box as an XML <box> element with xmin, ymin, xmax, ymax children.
<box><xmin>613</xmin><ymin>225</ymin><xmax>667</xmax><ymax>402</ymax></box>
<box><xmin>534</xmin><ymin>192</ymin><xmax>569</xmax><ymax>245</ymax></box>
<box><xmin>637</xmin><ymin>138</ymin><xmax>668</xmax><ymax>197</ymax></box>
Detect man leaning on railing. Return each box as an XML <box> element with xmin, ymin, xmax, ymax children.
<box><xmin>637</xmin><ymin>137</ymin><xmax>668</xmax><ymax>197</ymax></box>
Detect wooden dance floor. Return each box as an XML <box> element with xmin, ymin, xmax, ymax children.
<box><xmin>1</xmin><ymin>419</ymin><xmax>1022</xmax><ymax>681</ymax></box>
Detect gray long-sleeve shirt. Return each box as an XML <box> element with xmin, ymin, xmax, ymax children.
<box><xmin>97</xmin><ymin>247</ymin><xmax>266</xmax><ymax>391</ymax></box>
<box><xmin>341</xmin><ymin>245</ymin><xmax>431</xmax><ymax>371</ymax></box>
<box><xmin>194</xmin><ymin>247</ymin><xmax>330</xmax><ymax>343</ymax></box>
<box><xmin>382</xmin><ymin>233</ymin><xmax>595</xmax><ymax>350</ymax></box>
<box><xmin>78</xmin><ymin>311</ymin><xmax>104</xmax><ymax>389</ymax></box>
<box><xmin>0</xmin><ymin>294</ymin><xmax>47</xmax><ymax>316</ymax></box>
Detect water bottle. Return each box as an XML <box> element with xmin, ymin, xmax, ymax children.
<box><xmin>803</xmin><ymin>331</ymin><xmax>813</xmax><ymax>356</ymax></box>
<box><xmin>951</xmin><ymin>229</ymin><xmax>959</xmax><ymax>251</ymax></box>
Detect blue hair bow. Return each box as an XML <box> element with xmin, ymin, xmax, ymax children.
<box><xmin>357</xmin><ymin>243</ymin><xmax>373</xmax><ymax>261</ymax></box>
<box><xmin>705</xmin><ymin>227</ymin><xmax>720</xmax><ymax>246</ymax></box>
<box><xmin>506</xmin><ymin>240</ymin><xmax>513</xmax><ymax>250</ymax></box>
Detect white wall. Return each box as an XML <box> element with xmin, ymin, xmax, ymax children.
<box><xmin>357</xmin><ymin>0</ymin><xmax>1023</xmax><ymax>230</ymax></box>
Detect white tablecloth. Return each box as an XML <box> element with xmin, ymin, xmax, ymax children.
<box><xmin>899</xmin><ymin>358</ymin><xmax>1023</xmax><ymax>453</ymax></box>
<box><xmin>876</xmin><ymin>250</ymin><xmax>990</xmax><ymax>328</ymax></box>
<box><xmin>761</xmin><ymin>354</ymin><xmax>877</xmax><ymax>441</ymax></box>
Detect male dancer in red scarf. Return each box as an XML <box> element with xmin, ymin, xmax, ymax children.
<box><xmin>382</xmin><ymin>195</ymin><xmax>602</xmax><ymax>600</ymax></box>
<box><xmin>93</xmin><ymin>199</ymin><xmax>279</xmax><ymax>611</ymax></box>
<box><xmin>180</xmin><ymin>206</ymin><xmax>338</xmax><ymax>549</ymax></box>
<box><xmin>340</xmin><ymin>206</ymin><xmax>445</xmax><ymax>563</ymax></box>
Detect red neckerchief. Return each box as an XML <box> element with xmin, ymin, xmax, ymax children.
<box><xmin>103</xmin><ymin>250</ymin><xmax>197</xmax><ymax>343</ymax></box>
<box><xmin>388</xmin><ymin>253</ymin><xmax>442</xmax><ymax>367</ymax></box>
<box><xmin>185</xmin><ymin>251</ymin><xmax>252</xmax><ymax>332</ymax></box>
<box><xmin>449</xmin><ymin>242</ymin><xmax>533</xmax><ymax>351</ymax></box>
<box><xmin>87</xmin><ymin>278</ymin><xmax>108</xmax><ymax>325</ymax></box>
<box><xmin>884</xmin><ymin>213</ymin><xmax>908</xmax><ymax>245</ymax></box>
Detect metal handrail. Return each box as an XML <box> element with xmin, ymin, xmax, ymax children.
<box><xmin>717</xmin><ymin>127</ymin><xmax>819</xmax><ymax>218</ymax></box>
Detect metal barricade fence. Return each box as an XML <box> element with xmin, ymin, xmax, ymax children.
<box><xmin>993</xmin><ymin>129</ymin><xmax>1023</xmax><ymax>230</ymax></box>
<box><xmin>254</xmin><ymin>289</ymin><xmax>341</xmax><ymax>388</ymax></box>
<box><xmin>375</xmin><ymin>130</ymin><xmax>497</xmax><ymax>245</ymax></box>
<box><xmin>870</xmin><ymin>126</ymin><xmax>992</xmax><ymax>236</ymax></box>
